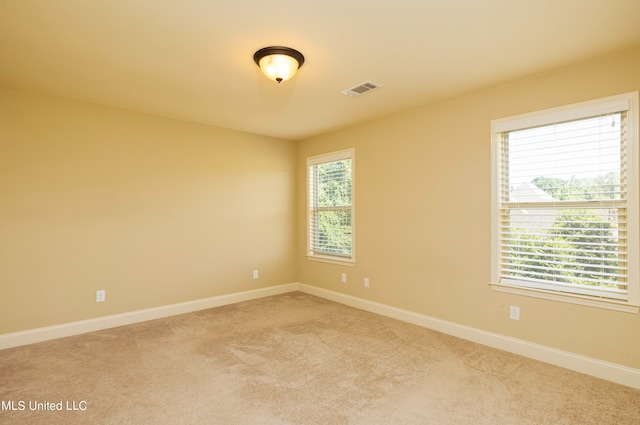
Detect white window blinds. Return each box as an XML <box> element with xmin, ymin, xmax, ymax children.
<box><xmin>307</xmin><ymin>149</ymin><xmax>354</xmax><ymax>263</ymax></box>
<box><xmin>492</xmin><ymin>93</ymin><xmax>638</xmax><ymax>305</ymax></box>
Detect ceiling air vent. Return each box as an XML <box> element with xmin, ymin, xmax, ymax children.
<box><xmin>342</xmin><ymin>81</ymin><xmax>381</xmax><ymax>97</ymax></box>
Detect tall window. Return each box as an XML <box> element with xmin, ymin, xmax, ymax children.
<box><xmin>307</xmin><ymin>149</ymin><xmax>354</xmax><ymax>264</ymax></box>
<box><xmin>491</xmin><ymin>93</ymin><xmax>638</xmax><ymax>311</ymax></box>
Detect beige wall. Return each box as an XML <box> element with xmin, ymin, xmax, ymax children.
<box><xmin>296</xmin><ymin>46</ymin><xmax>640</xmax><ymax>369</ymax></box>
<box><xmin>2</xmin><ymin>46</ymin><xmax>639</xmax><ymax>370</ymax></box>
<box><xmin>0</xmin><ymin>87</ymin><xmax>296</xmax><ymax>334</ymax></box>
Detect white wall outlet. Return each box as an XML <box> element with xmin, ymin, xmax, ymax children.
<box><xmin>364</xmin><ymin>277</ymin><xmax>370</xmax><ymax>288</ymax></box>
<box><xmin>341</xmin><ymin>273</ymin><xmax>347</xmax><ymax>283</ymax></box>
<box><xmin>510</xmin><ymin>305</ymin><xmax>520</xmax><ymax>321</ymax></box>
<box><xmin>252</xmin><ymin>270</ymin><xmax>259</xmax><ymax>279</ymax></box>
<box><xmin>96</xmin><ymin>290</ymin><xmax>105</xmax><ymax>303</ymax></box>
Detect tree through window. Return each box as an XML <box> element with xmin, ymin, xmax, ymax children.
<box><xmin>492</xmin><ymin>93</ymin><xmax>639</xmax><ymax>307</ymax></box>
<box><xmin>307</xmin><ymin>149</ymin><xmax>354</xmax><ymax>263</ymax></box>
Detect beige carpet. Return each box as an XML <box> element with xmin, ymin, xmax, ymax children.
<box><xmin>1</xmin><ymin>292</ymin><xmax>639</xmax><ymax>424</ymax></box>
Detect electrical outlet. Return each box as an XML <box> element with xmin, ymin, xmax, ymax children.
<box><xmin>341</xmin><ymin>273</ymin><xmax>347</xmax><ymax>283</ymax></box>
<box><xmin>96</xmin><ymin>290</ymin><xmax>105</xmax><ymax>303</ymax></box>
<box><xmin>510</xmin><ymin>305</ymin><xmax>520</xmax><ymax>321</ymax></box>
<box><xmin>253</xmin><ymin>270</ymin><xmax>259</xmax><ymax>279</ymax></box>
<box><xmin>364</xmin><ymin>277</ymin><xmax>370</xmax><ymax>288</ymax></box>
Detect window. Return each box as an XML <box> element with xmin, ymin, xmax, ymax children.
<box><xmin>491</xmin><ymin>92</ymin><xmax>639</xmax><ymax>312</ymax></box>
<box><xmin>307</xmin><ymin>148</ymin><xmax>354</xmax><ymax>264</ymax></box>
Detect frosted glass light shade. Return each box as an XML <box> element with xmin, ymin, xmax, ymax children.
<box><xmin>258</xmin><ymin>54</ymin><xmax>299</xmax><ymax>83</ymax></box>
<box><xmin>254</xmin><ymin>46</ymin><xmax>305</xmax><ymax>83</ymax></box>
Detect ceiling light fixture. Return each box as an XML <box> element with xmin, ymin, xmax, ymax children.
<box><xmin>253</xmin><ymin>46</ymin><xmax>305</xmax><ymax>83</ymax></box>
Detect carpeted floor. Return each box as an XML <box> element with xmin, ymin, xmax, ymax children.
<box><xmin>1</xmin><ymin>292</ymin><xmax>639</xmax><ymax>424</ymax></box>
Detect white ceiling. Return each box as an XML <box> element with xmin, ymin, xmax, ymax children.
<box><xmin>1</xmin><ymin>1</ymin><xmax>640</xmax><ymax>141</ymax></box>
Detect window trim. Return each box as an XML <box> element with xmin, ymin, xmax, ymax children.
<box><xmin>490</xmin><ymin>92</ymin><xmax>639</xmax><ymax>313</ymax></box>
<box><xmin>306</xmin><ymin>148</ymin><xmax>355</xmax><ymax>265</ymax></box>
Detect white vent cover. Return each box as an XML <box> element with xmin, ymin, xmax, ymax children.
<box><xmin>342</xmin><ymin>81</ymin><xmax>381</xmax><ymax>97</ymax></box>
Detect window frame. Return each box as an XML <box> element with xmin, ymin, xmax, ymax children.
<box><xmin>490</xmin><ymin>92</ymin><xmax>639</xmax><ymax>313</ymax></box>
<box><xmin>306</xmin><ymin>148</ymin><xmax>355</xmax><ymax>265</ymax></box>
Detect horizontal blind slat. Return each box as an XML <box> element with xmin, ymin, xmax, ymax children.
<box><xmin>308</xmin><ymin>154</ymin><xmax>353</xmax><ymax>259</ymax></box>
<box><xmin>497</xmin><ymin>109</ymin><xmax>629</xmax><ymax>300</ymax></box>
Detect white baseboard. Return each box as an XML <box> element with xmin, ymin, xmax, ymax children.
<box><xmin>0</xmin><ymin>283</ymin><xmax>298</xmax><ymax>350</ymax></box>
<box><xmin>3</xmin><ymin>281</ymin><xmax>638</xmax><ymax>389</ymax></box>
<box><xmin>296</xmin><ymin>283</ymin><xmax>640</xmax><ymax>390</ymax></box>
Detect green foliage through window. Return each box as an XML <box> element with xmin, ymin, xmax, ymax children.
<box><xmin>508</xmin><ymin>203</ymin><xmax>620</xmax><ymax>289</ymax></box>
<box><xmin>308</xmin><ymin>152</ymin><xmax>353</xmax><ymax>259</ymax></box>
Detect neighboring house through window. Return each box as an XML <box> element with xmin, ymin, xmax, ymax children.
<box><xmin>307</xmin><ymin>148</ymin><xmax>354</xmax><ymax>264</ymax></box>
<box><xmin>491</xmin><ymin>92</ymin><xmax>639</xmax><ymax>312</ymax></box>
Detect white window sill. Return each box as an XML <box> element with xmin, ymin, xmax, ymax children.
<box><xmin>489</xmin><ymin>282</ymin><xmax>640</xmax><ymax>314</ymax></box>
<box><xmin>307</xmin><ymin>255</ymin><xmax>355</xmax><ymax>266</ymax></box>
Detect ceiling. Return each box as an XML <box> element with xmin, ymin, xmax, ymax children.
<box><xmin>1</xmin><ymin>1</ymin><xmax>640</xmax><ymax>141</ymax></box>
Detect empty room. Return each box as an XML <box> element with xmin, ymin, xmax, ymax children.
<box><xmin>1</xmin><ymin>1</ymin><xmax>640</xmax><ymax>424</ymax></box>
